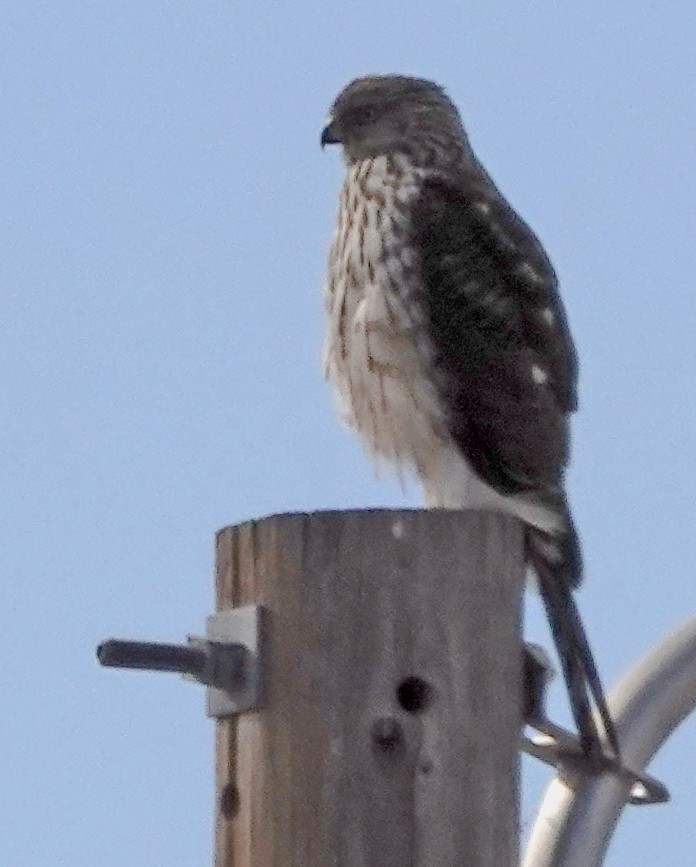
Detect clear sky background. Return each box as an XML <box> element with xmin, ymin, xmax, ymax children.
<box><xmin>3</xmin><ymin>2</ymin><xmax>696</xmax><ymax>864</ymax></box>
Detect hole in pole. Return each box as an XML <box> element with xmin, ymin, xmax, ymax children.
<box><xmin>219</xmin><ymin>783</ymin><xmax>240</xmax><ymax>820</ymax></box>
<box><xmin>371</xmin><ymin>716</ymin><xmax>405</xmax><ymax>754</ymax></box>
<box><xmin>396</xmin><ymin>676</ymin><xmax>432</xmax><ymax>713</ymax></box>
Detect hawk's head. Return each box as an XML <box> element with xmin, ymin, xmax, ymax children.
<box><xmin>321</xmin><ymin>75</ymin><xmax>469</xmax><ymax>164</ymax></box>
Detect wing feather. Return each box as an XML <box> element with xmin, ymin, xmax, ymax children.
<box><xmin>411</xmin><ymin>173</ymin><xmax>578</xmax><ymax>497</ymax></box>
<box><xmin>410</xmin><ymin>170</ymin><xmax>620</xmax><ymax>758</ymax></box>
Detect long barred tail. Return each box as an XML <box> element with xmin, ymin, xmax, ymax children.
<box><xmin>527</xmin><ymin>514</ymin><xmax>621</xmax><ymax>762</ymax></box>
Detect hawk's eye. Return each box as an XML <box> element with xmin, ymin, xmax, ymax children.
<box><xmin>359</xmin><ymin>106</ymin><xmax>378</xmax><ymax>124</ymax></box>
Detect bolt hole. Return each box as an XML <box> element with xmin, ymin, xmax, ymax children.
<box><xmin>371</xmin><ymin>716</ymin><xmax>405</xmax><ymax>754</ymax></box>
<box><xmin>219</xmin><ymin>783</ymin><xmax>240</xmax><ymax>819</ymax></box>
<box><xmin>397</xmin><ymin>676</ymin><xmax>432</xmax><ymax>713</ymax></box>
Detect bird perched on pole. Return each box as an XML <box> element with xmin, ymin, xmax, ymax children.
<box><xmin>320</xmin><ymin>74</ymin><xmax>619</xmax><ymax>761</ymax></box>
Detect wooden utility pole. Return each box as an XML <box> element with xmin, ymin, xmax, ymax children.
<box><xmin>214</xmin><ymin>509</ymin><xmax>524</xmax><ymax>867</ymax></box>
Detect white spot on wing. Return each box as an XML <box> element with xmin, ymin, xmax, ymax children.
<box><xmin>395</xmin><ymin>184</ymin><xmax>418</xmax><ymax>204</ymax></box>
<box><xmin>531</xmin><ymin>364</ymin><xmax>548</xmax><ymax>385</ymax></box>
<box><xmin>401</xmin><ymin>247</ymin><xmax>416</xmax><ymax>267</ymax></box>
<box><xmin>541</xmin><ymin>307</ymin><xmax>555</xmax><ymax>326</ymax></box>
<box><xmin>392</xmin><ymin>519</ymin><xmax>405</xmax><ymax>539</ymax></box>
<box><xmin>385</xmin><ymin>256</ymin><xmax>403</xmax><ymax>280</ymax></box>
<box><xmin>474</xmin><ymin>200</ymin><xmax>491</xmax><ymax>215</ymax></box>
<box><xmin>516</xmin><ymin>261</ymin><xmax>545</xmax><ymax>284</ymax></box>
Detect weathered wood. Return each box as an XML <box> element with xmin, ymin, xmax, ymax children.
<box><xmin>215</xmin><ymin>509</ymin><xmax>524</xmax><ymax>867</ymax></box>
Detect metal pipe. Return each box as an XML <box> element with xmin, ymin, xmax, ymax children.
<box><xmin>97</xmin><ymin>639</ymin><xmax>209</xmax><ymax>677</ymax></box>
<box><xmin>523</xmin><ymin>613</ymin><xmax>696</xmax><ymax>866</ymax></box>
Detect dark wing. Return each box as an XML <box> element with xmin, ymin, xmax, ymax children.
<box><xmin>411</xmin><ymin>171</ymin><xmax>621</xmax><ymax>760</ymax></box>
<box><xmin>411</xmin><ymin>171</ymin><xmax>578</xmax><ymax>498</ymax></box>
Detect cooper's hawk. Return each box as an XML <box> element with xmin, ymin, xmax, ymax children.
<box><xmin>321</xmin><ymin>74</ymin><xmax>618</xmax><ymax>759</ymax></box>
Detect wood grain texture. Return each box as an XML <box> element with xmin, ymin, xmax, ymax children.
<box><xmin>215</xmin><ymin>509</ymin><xmax>524</xmax><ymax>867</ymax></box>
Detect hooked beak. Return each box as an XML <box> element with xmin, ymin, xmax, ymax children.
<box><xmin>320</xmin><ymin>117</ymin><xmax>341</xmax><ymax>149</ymax></box>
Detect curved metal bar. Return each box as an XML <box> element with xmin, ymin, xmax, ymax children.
<box><xmin>523</xmin><ymin>613</ymin><xmax>696</xmax><ymax>867</ymax></box>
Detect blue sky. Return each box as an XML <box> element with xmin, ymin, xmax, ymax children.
<box><xmin>3</xmin><ymin>2</ymin><xmax>696</xmax><ymax>864</ymax></box>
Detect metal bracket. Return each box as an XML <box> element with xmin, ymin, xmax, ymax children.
<box><xmin>203</xmin><ymin>605</ymin><xmax>265</xmax><ymax>717</ymax></box>
<box><xmin>521</xmin><ymin>641</ymin><xmax>669</xmax><ymax>806</ymax></box>
<box><xmin>96</xmin><ymin>604</ymin><xmax>265</xmax><ymax>718</ymax></box>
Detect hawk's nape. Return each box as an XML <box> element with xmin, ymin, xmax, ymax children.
<box><xmin>320</xmin><ymin>74</ymin><xmax>619</xmax><ymax>761</ymax></box>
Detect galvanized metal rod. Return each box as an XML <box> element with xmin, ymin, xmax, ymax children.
<box><xmin>523</xmin><ymin>612</ymin><xmax>696</xmax><ymax>867</ymax></box>
<box><xmin>97</xmin><ymin>639</ymin><xmax>209</xmax><ymax>677</ymax></box>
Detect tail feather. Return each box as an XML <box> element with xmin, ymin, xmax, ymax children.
<box><xmin>527</xmin><ymin>516</ymin><xmax>620</xmax><ymax>762</ymax></box>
